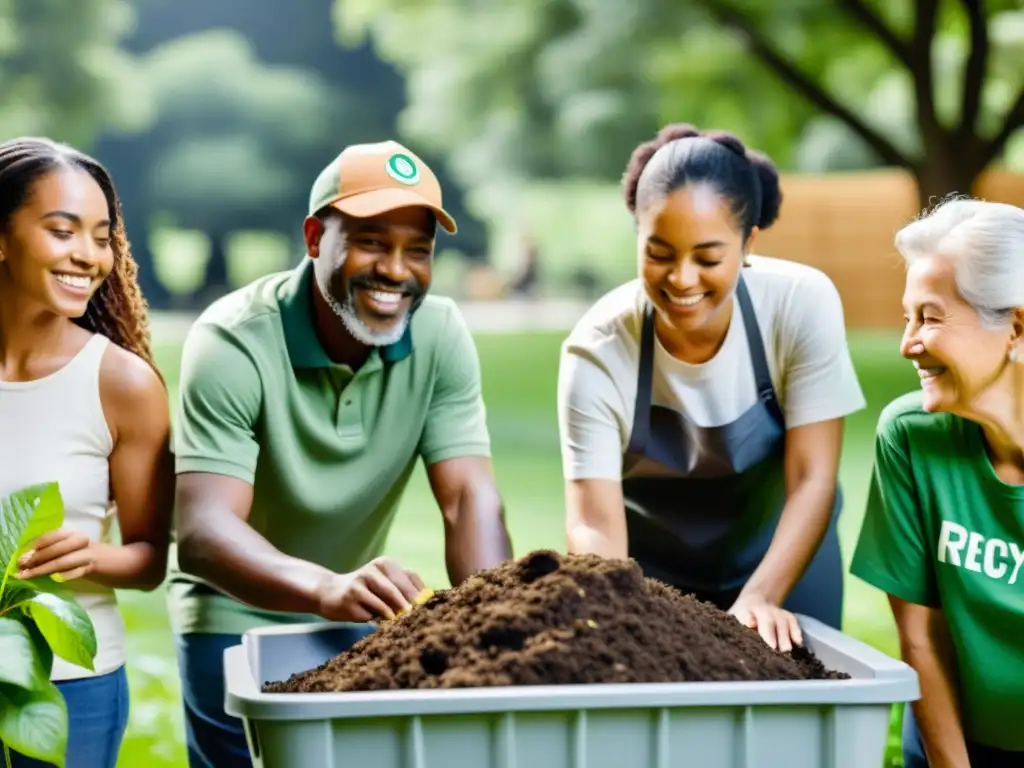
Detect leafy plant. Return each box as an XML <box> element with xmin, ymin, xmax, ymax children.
<box><xmin>0</xmin><ymin>483</ymin><xmax>97</xmax><ymax>768</ymax></box>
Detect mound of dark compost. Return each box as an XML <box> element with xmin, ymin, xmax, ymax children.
<box><xmin>264</xmin><ymin>550</ymin><xmax>847</xmax><ymax>693</ymax></box>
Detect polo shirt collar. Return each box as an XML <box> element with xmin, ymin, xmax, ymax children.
<box><xmin>278</xmin><ymin>258</ymin><xmax>414</xmax><ymax>370</ymax></box>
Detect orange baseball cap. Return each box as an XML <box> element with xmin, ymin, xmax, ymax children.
<box><xmin>307</xmin><ymin>140</ymin><xmax>457</xmax><ymax>234</ymax></box>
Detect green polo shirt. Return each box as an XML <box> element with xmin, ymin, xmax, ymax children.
<box><xmin>851</xmin><ymin>391</ymin><xmax>1024</xmax><ymax>751</ymax></box>
<box><xmin>165</xmin><ymin>258</ymin><xmax>491</xmax><ymax>636</ymax></box>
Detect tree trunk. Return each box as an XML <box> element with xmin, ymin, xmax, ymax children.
<box><xmin>912</xmin><ymin>145</ymin><xmax>982</xmax><ymax>213</ymax></box>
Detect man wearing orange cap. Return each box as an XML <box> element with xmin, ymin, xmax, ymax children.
<box><xmin>167</xmin><ymin>141</ymin><xmax>514</xmax><ymax>767</ymax></box>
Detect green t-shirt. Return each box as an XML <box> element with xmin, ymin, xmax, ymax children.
<box><xmin>166</xmin><ymin>259</ymin><xmax>491</xmax><ymax>636</ymax></box>
<box><xmin>851</xmin><ymin>391</ymin><xmax>1024</xmax><ymax>751</ymax></box>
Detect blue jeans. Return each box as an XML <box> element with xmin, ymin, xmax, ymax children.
<box><xmin>175</xmin><ymin>627</ymin><xmax>374</xmax><ymax>768</ymax></box>
<box><xmin>4</xmin><ymin>666</ymin><xmax>129</xmax><ymax>768</ymax></box>
<box><xmin>902</xmin><ymin>704</ymin><xmax>1022</xmax><ymax>767</ymax></box>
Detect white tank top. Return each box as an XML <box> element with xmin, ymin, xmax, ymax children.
<box><xmin>0</xmin><ymin>334</ymin><xmax>125</xmax><ymax>681</ymax></box>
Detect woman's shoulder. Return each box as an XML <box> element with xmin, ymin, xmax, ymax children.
<box><xmin>743</xmin><ymin>256</ymin><xmax>851</xmax><ymax>357</ymax></box>
<box><xmin>743</xmin><ymin>255</ymin><xmax>842</xmax><ymax>310</ymax></box>
<box><xmin>876</xmin><ymin>390</ymin><xmax>962</xmax><ymax>449</ymax></box>
<box><xmin>563</xmin><ymin>280</ymin><xmax>645</xmax><ymax>356</ymax></box>
<box><xmin>99</xmin><ymin>341</ymin><xmax>168</xmax><ymax>430</ymax></box>
<box><xmin>744</xmin><ymin>253</ymin><xmax>835</xmax><ymax>282</ymax></box>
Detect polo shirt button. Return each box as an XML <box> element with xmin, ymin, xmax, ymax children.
<box><xmin>344</xmin><ymin>399</ymin><xmax>352</xmax><ymax>406</ymax></box>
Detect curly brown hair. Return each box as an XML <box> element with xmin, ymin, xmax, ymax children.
<box><xmin>0</xmin><ymin>137</ymin><xmax>158</xmax><ymax>375</ymax></box>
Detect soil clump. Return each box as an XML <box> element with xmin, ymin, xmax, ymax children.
<box><xmin>264</xmin><ymin>551</ymin><xmax>848</xmax><ymax>693</ymax></box>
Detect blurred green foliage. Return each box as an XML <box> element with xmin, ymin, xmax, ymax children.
<box><xmin>138</xmin><ymin>29</ymin><xmax>363</xmax><ymax>234</ymax></box>
<box><xmin>336</xmin><ymin>0</ymin><xmax>1024</xmax><ymax>205</ymax></box>
<box><xmin>0</xmin><ymin>0</ymin><xmax>1021</xmax><ymax>300</ymax></box>
<box><xmin>0</xmin><ymin>0</ymin><xmax>149</xmax><ymax>146</ymax></box>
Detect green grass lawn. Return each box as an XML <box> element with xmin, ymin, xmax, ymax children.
<box><xmin>114</xmin><ymin>327</ymin><xmax>919</xmax><ymax>768</ymax></box>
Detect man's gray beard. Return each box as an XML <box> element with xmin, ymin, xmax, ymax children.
<box><xmin>317</xmin><ymin>273</ymin><xmax>410</xmax><ymax>348</ymax></box>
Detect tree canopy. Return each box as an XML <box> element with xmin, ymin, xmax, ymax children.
<box><xmin>0</xmin><ymin>0</ymin><xmax>149</xmax><ymax>146</ymax></box>
<box><xmin>336</xmin><ymin>0</ymin><xmax>1024</xmax><ymax>204</ymax></box>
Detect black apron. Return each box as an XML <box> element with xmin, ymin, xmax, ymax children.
<box><xmin>621</xmin><ymin>276</ymin><xmax>844</xmax><ymax>626</ymax></box>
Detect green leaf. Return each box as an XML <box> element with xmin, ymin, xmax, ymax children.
<box><xmin>0</xmin><ymin>681</ymin><xmax>67</xmax><ymax>767</ymax></box>
<box><xmin>0</xmin><ymin>578</ymin><xmax>33</xmax><ymax>614</ymax></box>
<box><xmin>0</xmin><ymin>483</ymin><xmax>64</xmax><ymax>579</ymax></box>
<box><xmin>23</xmin><ymin>617</ymin><xmax>54</xmax><ymax>687</ymax></box>
<box><xmin>23</xmin><ymin>590</ymin><xmax>96</xmax><ymax>671</ymax></box>
<box><xmin>0</xmin><ymin>617</ymin><xmax>49</xmax><ymax>691</ymax></box>
<box><xmin>1</xmin><ymin>578</ymin><xmax>95</xmax><ymax>672</ymax></box>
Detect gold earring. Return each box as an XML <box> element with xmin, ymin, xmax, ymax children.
<box><xmin>1011</xmin><ymin>347</ymin><xmax>1018</xmax><ymax>363</ymax></box>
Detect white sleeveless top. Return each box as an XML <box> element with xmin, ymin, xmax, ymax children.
<box><xmin>0</xmin><ymin>334</ymin><xmax>125</xmax><ymax>681</ymax></box>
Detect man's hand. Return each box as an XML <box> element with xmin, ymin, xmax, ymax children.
<box><xmin>728</xmin><ymin>591</ymin><xmax>803</xmax><ymax>652</ymax></box>
<box><xmin>17</xmin><ymin>529</ymin><xmax>96</xmax><ymax>582</ymax></box>
<box><xmin>317</xmin><ymin>557</ymin><xmax>428</xmax><ymax>622</ymax></box>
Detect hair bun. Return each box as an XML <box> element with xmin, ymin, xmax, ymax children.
<box><xmin>622</xmin><ymin>124</ymin><xmax>703</xmax><ymax>213</ymax></box>
<box><xmin>655</xmin><ymin>123</ymin><xmax>702</xmax><ymax>144</ymax></box>
<box><xmin>622</xmin><ymin>142</ymin><xmax>659</xmax><ymax>214</ymax></box>
<box><xmin>745</xmin><ymin>148</ymin><xmax>782</xmax><ymax>229</ymax></box>
<box><xmin>702</xmin><ymin>130</ymin><xmax>747</xmax><ymax>158</ymax></box>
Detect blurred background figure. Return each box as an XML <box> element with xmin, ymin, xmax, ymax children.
<box><xmin>507</xmin><ymin>232</ymin><xmax>540</xmax><ymax>298</ymax></box>
<box><xmin>0</xmin><ymin>0</ymin><xmax>1022</xmax><ymax>765</ymax></box>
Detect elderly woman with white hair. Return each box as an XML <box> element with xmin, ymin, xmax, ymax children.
<box><xmin>851</xmin><ymin>197</ymin><xmax>1024</xmax><ymax>767</ymax></box>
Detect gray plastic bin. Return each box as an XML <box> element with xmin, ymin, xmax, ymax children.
<box><xmin>224</xmin><ymin>615</ymin><xmax>919</xmax><ymax>768</ymax></box>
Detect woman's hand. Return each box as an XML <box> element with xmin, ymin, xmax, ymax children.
<box><xmin>728</xmin><ymin>591</ymin><xmax>803</xmax><ymax>652</ymax></box>
<box><xmin>17</xmin><ymin>528</ymin><xmax>96</xmax><ymax>582</ymax></box>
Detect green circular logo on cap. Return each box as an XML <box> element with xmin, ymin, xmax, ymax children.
<box><xmin>385</xmin><ymin>153</ymin><xmax>420</xmax><ymax>185</ymax></box>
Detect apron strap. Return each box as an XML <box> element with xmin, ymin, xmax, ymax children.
<box><xmin>626</xmin><ymin>275</ymin><xmax>786</xmax><ymax>457</ymax></box>
<box><xmin>735</xmin><ymin>276</ymin><xmax>786</xmax><ymax>430</ymax></box>
<box><xmin>626</xmin><ymin>303</ymin><xmax>656</xmax><ymax>456</ymax></box>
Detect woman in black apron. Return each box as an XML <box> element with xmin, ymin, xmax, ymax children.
<box><xmin>558</xmin><ymin>124</ymin><xmax>866</xmax><ymax>651</ymax></box>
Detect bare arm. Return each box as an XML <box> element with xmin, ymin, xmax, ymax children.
<box><xmin>92</xmin><ymin>350</ymin><xmax>175</xmax><ymax>590</ymax></box>
<box><xmin>175</xmin><ymin>474</ymin><xmax>426</xmax><ymax>621</ymax></box>
<box><xmin>17</xmin><ymin>348</ymin><xmax>174</xmax><ymax>590</ymax></box>
<box><xmin>173</xmin><ymin>472</ymin><xmax>333</xmax><ymax>615</ymax></box>
<box><xmin>741</xmin><ymin>264</ymin><xmax>863</xmax><ymax>606</ymax></box>
<box><xmin>426</xmin><ymin>456</ymin><xmax>513</xmax><ymax>585</ymax></box>
<box><xmin>890</xmin><ymin>597</ymin><xmax>971</xmax><ymax>768</ymax></box>
<box><xmin>738</xmin><ymin>418</ymin><xmax>843</xmax><ymax>605</ymax></box>
<box><xmin>564</xmin><ymin>478</ymin><xmax>628</xmax><ymax>560</ymax></box>
<box><xmin>169</xmin><ymin>318</ymin><xmax>333</xmax><ymax>614</ymax></box>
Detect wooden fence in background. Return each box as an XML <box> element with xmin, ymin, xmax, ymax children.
<box><xmin>756</xmin><ymin>169</ymin><xmax>1024</xmax><ymax>329</ymax></box>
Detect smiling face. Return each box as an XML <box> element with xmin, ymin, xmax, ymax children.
<box><xmin>637</xmin><ymin>184</ymin><xmax>755</xmax><ymax>350</ymax></box>
<box><xmin>0</xmin><ymin>167</ymin><xmax>114</xmax><ymax>319</ymax></box>
<box><xmin>901</xmin><ymin>254</ymin><xmax>1019</xmax><ymax>414</ymax></box>
<box><xmin>305</xmin><ymin>205</ymin><xmax>435</xmax><ymax>347</ymax></box>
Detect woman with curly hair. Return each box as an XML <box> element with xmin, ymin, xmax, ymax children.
<box><xmin>558</xmin><ymin>124</ymin><xmax>865</xmax><ymax>651</ymax></box>
<box><xmin>0</xmin><ymin>137</ymin><xmax>173</xmax><ymax>768</ymax></box>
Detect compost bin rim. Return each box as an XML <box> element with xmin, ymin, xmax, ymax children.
<box><xmin>223</xmin><ymin>611</ymin><xmax>922</xmax><ymax>721</ymax></box>
<box><xmin>224</xmin><ymin>650</ymin><xmax>919</xmax><ymax>721</ymax></box>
